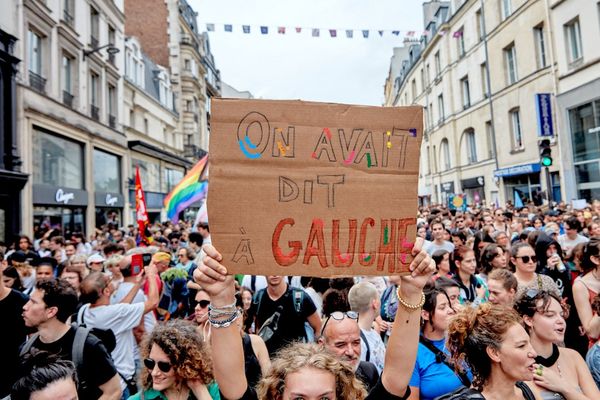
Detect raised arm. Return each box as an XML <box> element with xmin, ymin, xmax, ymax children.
<box><xmin>380</xmin><ymin>238</ymin><xmax>435</xmax><ymax>396</ymax></box>
<box><xmin>195</xmin><ymin>245</ymin><xmax>247</xmax><ymax>399</ymax></box>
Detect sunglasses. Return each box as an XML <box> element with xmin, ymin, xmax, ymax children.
<box><xmin>320</xmin><ymin>311</ymin><xmax>358</xmax><ymax>336</ymax></box>
<box><xmin>194</xmin><ymin>300</ymin><xmax>210</xmax><ymax>309</ymax></box>
<box><xmin>143</xmin><ymin>358</ymin><xmax>172</xmax><ymax>373</ymax></box>
<box><xmin>516</xmin><ymin>255</ymin><xmax>537</xmax><ymax>263</ymax></box>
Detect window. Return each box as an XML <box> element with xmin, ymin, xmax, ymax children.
<box><xmin>534</xmin><ymin>25</ymin><xmax>547</xmax><ymax>68</ymax></box>
<box><xmin>61</xmin><ymin>54</ymin><xmax>72</xmax><ymax>94</ymax></box>
<box><xmin>424</xmin><ymin>105</ymin><xmax>429</xmax><ymax>130</ymax></box>
<box><xmin>157</xmin><ymin>68</ymin><xmax>173</xmax><ymax>109</ymax></box>
<box><xmin>90</xmin><ymin>7</ymin><xmax>99</xmax><ymax>46</ymax></box>
<box><xmin>93</xmin><ymin>149</ymin><xmax>121</xmax><ymax>193</ymax></box>
<box><xmin>125</xmin><ymin>41</ymin><xmax>145</xmax><ymax>85</ymax></box>
<box><xmin>429</xmin><ymin>102</ymin><xmax>434</xmax><ymax>128</ymax></box>
<box><xmin>568</xmin><ymin>100</ymin><xmax>600</xmax><ymax>162</ymax></box>
<box><xmin>164</xmin><ymin>169</ymin><xmax>184</xmax><ymax>192</ymax></box>
<box><xmin>438</xmin><ymin>94</ymin><xmax>445</xmax><ymax>123</ymax></box>
<box><xmin>501</xmin><ymin>0</ymin><xmax>512</xmax><ymax>20</ymax></box>
<box><xmin>465</xmin><ymin>130</ymin><xmax>477</xmax><ymax>163</ymax></box>
<box><xmin>434</xmin><ymin>51</ymin><xmax>441</xmax><ymax>77</ymax></box>
<box><xmin>132</xmin><ymin>159</ymin><xmax>160</xmax><ymax>192</ymax></box>
<box><xmin>63</xmin><ymin>0</ymin><xmax>74</xmax><ymax>26</ymax></box>
<box><xmin>486</xmin><ymin>121</ymin><xmax>495</xmax><ymax>158</ymax></box>
<box><xmin>420</xmin><ymin>69</ymin><xmax>425</xmax><ymax>90</ymax></box>
<box><xmin>108</xmin><ymin>26</ymin><xmax>116</xmax><ymax>64</ymax></box>
<box><xmin>426</xmin><ymin>146</ymin><xmax>431</xmax><ymax>174</ymax></box>
<box><xmin>144</xmin><ymin>118</ymin><xmax>149</xmax><ymax>134</ymax></box>
<box><xmin>28</xmin><ymin>30</ymin><xmax>42</xmax><ymax>75</ymax></box>
<box><xmin>504</xmin><ymin>43</ymin><xmax>517</xmax><ymax>85</ymax></box>
<box><xmin>90</xmin><ymin>72</ymin><xmax>99</xmax><ymax>120</ymax></box>
<box><xmin>426</xmin><ymin>64</ymin><xmax>431</xmax><ymax>85</ymax></box>
<box><xmin>564</xmin><ymin>18</ymin><xmax>583</xmax><ymax>64</ymax></box>
<box><xmin>184</xmin><ymin>59</ymin><xmax>191</xmax><ymax>70</ymax></box>
<box><xmin>480</xmin><ymin>63</ymin><xmax>488</xmax><ymax>98</ymax></box>
<box><xmin>457</xmin><ymin>28</ymin><xmax>465</xmax><ymax>58</ymax></box>
<box><xmin>32</xmin><ymin>129</ymin><xmax>84</xmax><ymax>189</ymax></box>
<box><xmin>476</xmin><ymin>9</ymin><xmax>484</xmax><ymax>41</ymax></box>
<box><xmin>441</xmin><ymin>139</ymin><xmax>451</xmax><ymax>170</ymax></box>
<box><xmin>129</xmin><ymin>110</ymin><xmax>135</xmax><ymax>128</ymax></box>
<box><xmin>510</xmin><ymin>108</ymin><xmax>523</xmax><ymax>149</ymax></box>
<box><xmin>411</xmin><ymin>79</ymin><xmax>417</xmax><ymax>101</ymax></box>
<box><xmin>461</xmin><ymin>76</ymin><xmax>471</xmax><ymax>109</ymax></box>
<box><xmin>107</xmin><ymin>84</ymin><xmax>116</xmax><ymax>127</ymax></box>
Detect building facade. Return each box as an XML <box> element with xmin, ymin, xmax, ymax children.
<box><xmin>16</xmin><ymin>0</ymin><xmax>128</xmax><ymax>238</ymax></box>
<box><xmin>550</xmin><ymin>0</ymin><xmax>600</xmax><ymax>202</ymax></box>
<box><xmin>386</xmin><ymin>0</ymin><xmax>562</xmax><ymax>207</ymax></box>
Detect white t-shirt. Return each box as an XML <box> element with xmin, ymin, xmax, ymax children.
<box><xmin>241</xmin><ymin>275</ymin><xmax>268</xmax><ymax>293</ymax></box>
<box><xmin>360</xmin><ymin>328</ymin><xmax>386</xmax><ymax>374</ymax></box>
<box><xmin>557</xmin><ymin>234</ymin><xmax>589</xmax><ymax>256</ymax></box>
<box><xmin>78</xmin><ymin>302</ymin><xmax>145</xmax><ymax>386</ymax></box>
<box><xmin>111</xmin><ymin>282</ymin><xmax>156</xmax><ymax>335</ymax></box>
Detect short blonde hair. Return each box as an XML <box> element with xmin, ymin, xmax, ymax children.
<box><xmin>348</xmin><ymin>281</ymin><xmax>378</xmax><ymax>313</ymax></box>
<box><xmin>257</xmin><ymin>342</ymin><xmax>367</xmax><ymax>400</ymax></box>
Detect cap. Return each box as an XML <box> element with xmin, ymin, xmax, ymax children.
<box><xmin>87</xmin><ymin>254</ymin><xmax>106</xmax><ymax>265</ymax></box>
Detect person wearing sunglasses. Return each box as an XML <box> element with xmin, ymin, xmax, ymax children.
<box><xmin>408</xmin><ymin>288</ymin><xmax>469</xmax><ymax>400</ymax></box>
<box><xmin>515</xmin><ymin>289</ymin><xmax>599</xmax><ymax>400</ymax></box>
<box><xmin>193</xmin><ymin>289</ymin><xmax>212</xmax><ymax>339</ymax></box>
<box><xmin>511</xmin><ymin>242</ymin><xmax>560</xmax><ymax>300</ymax></box>
<box><xmin>195</xmin><ymin>240</ymin><xmax>435</xmax><ymax>400</ymax></box>
<box><xmin>129</xmin><ymin>319</ymin><xmax>219</xmax><ymax>400</ymax></box>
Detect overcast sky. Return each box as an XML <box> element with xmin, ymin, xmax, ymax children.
<box><xmin>189</xmin><ymin>0</ymin><xmax>424</xmax><ymax>106</ymax></box>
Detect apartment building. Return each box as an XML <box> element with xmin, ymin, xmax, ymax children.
<box><xmin>386</xmin><ymin>0</ymin><xmax>561</xmax><ymax>207</ymax></box>
<box><xmin>16</xmin><ymin>0</ymin><xmax>128</xmax><ymax>237</ymax></box>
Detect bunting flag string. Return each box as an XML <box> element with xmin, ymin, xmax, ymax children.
<box><xmin>204</xmin><ymin>22</ymin><xmax>428</xmax><ymax>39</ymax></box>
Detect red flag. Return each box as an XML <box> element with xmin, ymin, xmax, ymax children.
<box><xmin>135</xmin><ymin>166</ymin><xmax>152</xmax><ymax>245</ymax></box>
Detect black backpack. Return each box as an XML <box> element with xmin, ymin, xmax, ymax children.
<box><xmin>434</xmin><ymin>381</ymin><xmax>535</xmax><ymax>400</ymax></box>
<box><xmin>254</xmin><ymin>287</ymin><xmax>305</xmax><ymax>344</ymax></box>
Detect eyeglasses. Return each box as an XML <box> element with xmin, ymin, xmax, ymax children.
<box><xmin>320</xmin><ymin>311</ymin><xmax>359</xmax><ymax>336</ymax></box>
<box><xmin>194</xmin><ymin>300</ymin><xmax>210</xmax><ymax>309</ymax></box>
<box><xmin>516</xmin><ymin>255</ymin><xmax>537</xmax><ymax>263</ymax></box>
<box><xmin>143</xmin><ymin>358</ymin><xmax>172</xmax><ymax>373</ymax></box>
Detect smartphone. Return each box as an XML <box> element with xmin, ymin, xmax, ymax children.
<box><xmin>131</xmin><ymin>254</ymin><xmax>144</xmax><ymax>276</ymax></box>
<box><xmin>142</xmin><ymin>253</ymin><xmax>152</xmax><ymax>267</ymax></box>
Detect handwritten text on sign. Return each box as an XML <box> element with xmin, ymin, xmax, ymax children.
<box><xmin>208</xmin><ymin>100</ymin><xmax>423</xmax><ymax>277</ymax></box>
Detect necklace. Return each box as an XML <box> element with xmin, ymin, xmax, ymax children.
<box><xmin>535</xmin><ymin>343</ymin><xmax>560</xmax><ymax>367</ymax></box>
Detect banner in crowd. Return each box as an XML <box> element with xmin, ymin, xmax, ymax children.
<box><xmin>164</xmin><ymin>155</ymin><xmax>209</xmax><ymax>223</ymax></box>
<box><xmin>208</xmin><ymin>99</ymin><xmax>423</xmax><ymax>277</ymax></box>
<box><xmin>135</xmin><ymin>166</ymin><xmax>153</xmax><ymax>245</ymax></box>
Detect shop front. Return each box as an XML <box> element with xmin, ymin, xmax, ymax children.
<box><xmin>461</xmin><ymin>176</ymin><xmax>485</xmax><ymax>207</ymax></box>
<box><xmin>33</xmin><ymin>185</ymin><xmax>87</xmax><ymax>237</ymax></box>
<box><xmin>93</xmin><ymin>149</ymin><xmax>124</xmax><ymax>229</ymax></box>
<box><xmin>494</xmin><ymin>163</ymin><xmax>542</xmax><ymax>206</ymax></box>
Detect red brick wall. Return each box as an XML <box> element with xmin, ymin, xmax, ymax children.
<box><xmin>124</xmin><ymin>0</ymin><xmax>169</xmax><ymax>67</ymax></box>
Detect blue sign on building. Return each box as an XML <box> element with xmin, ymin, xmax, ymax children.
<box><xmin>494</xmin><ymin>162</ymin><xmax>541</xmax><ymax>178</ymax></box>
<box><xmin>535</xmin><ymin>93</ymin><xmax>554</xmax><ymax>137</ymax></box>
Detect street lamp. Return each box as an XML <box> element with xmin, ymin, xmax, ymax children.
<box><xmin>83</xmin><ymin>43</ymin><xmax>120</xmax><ymax>60</ymax></box>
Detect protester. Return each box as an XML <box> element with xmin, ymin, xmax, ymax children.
<box><xmin>515</xmin><ymin>289</ymin><xmax>600</xmax><ymax>399</ymax></box>
<box><xmin>434</xmin><ymin>276</ymin><xmax>462</xmax><ymax>310</ymax></box>
<box><xmin>60</xmin><ymin>264</ymin><xmax>85</xmax><ymax>293</ymax></box>
<box><xmin>446</xmin><ymin>304</ymin><xmax>538</xmax><ymax>399</ymax></box>
<box><xmin>11</xmin><ymin>353</ymin><xmax>79</xmax><ymax>400</ymax></box>
<box><xmin>195</xmin><ymin>241</ymin><xmax>434</xmax><ymax>399</ymax></box>
<box><xmin>511</xmin><ymin>242</ymin><xmax>560</xmax><ymax>298</ymax></box>
<box><xmin>2</xmin><ymin>264</ymin><xmax>25</xmax><ymax>291</ymax></box>
<box><xmin>431</xmin><ymin>249</ymin><xmax>452</xmax><ymax>280</ymax></box>
<box><xmin>127</xmin><ymin>320</ymin><xmax>220</xmax><ymax>400</ymax></box>
<box><xmin>558</xmin><ymin>217</ymin><xmax>590</xmax><ymax>258</ymax></box>
<box><xmin>408</xmin><ymin>287</ymin><xmax>469</xmax><ymax>400</ymax></box>
<box><xmin>487</xmin><ymin>269</ymin><xmax>518</xmax><ymax>307</ymax></box>
<box><xmin>451</xmin><ymin>245</ymin><xmax>488</xmax><ymax>305</ymax></box>
<box><xmin>426</xmin><ymin>219</ymin><xmax>455</xmax><ymax>255</ymax></box>
<box><xmin>478</xmin><ymin>243</ymin><xmax>508</xmax><ymax>283</ymax></box>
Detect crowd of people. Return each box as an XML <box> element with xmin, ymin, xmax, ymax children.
<box><xmin>2</xmin><ymin>199</ymin><xmax>600</xmax><ymax>400</ymax></box>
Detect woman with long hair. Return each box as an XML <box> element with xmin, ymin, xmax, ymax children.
<box><xmin>478</xmin><ymin>243</ymin><xmax>508</xmax><ymax>283</ymax></box>
<box><xmin>408</xmin><ymin>288</ymin><xmax>468</xmax><ymax>400</ymax></box>
<box><xmin>128</xmin><ymin>319</ymin><xmax>219</xmax><ymax>400</ymax></box>
<box><xmin>511</xmin><ymin>242</ymin><xmax>560</xmax><ymax>299</ymax></box>
<box><xmin>2</xmin><ymin>265</ymin><xmax>25</xmax><ymax>292</ymax></box>
<box><xmin>446</xmin><ymin>303</ymin><xmax>539</xmax><ymax>399</ymax></box>
<box><xmin>195</xmin><ymin>242</ymin><xmax>434</xmax><ymax>400</ymax></box>
<box><xmin>515</xmin><ymin>290</ymin><xmax>599</xmax><ymax>399</ymax></box>
<box><xmin>451</xmin><ymin>245</ymin><xmax>488</xmax><ymax>306</ymax></box>
<box><xmin>431</xmin><ymin>249</ymin><xmax>452</xmax><ymax>280</ymax></box>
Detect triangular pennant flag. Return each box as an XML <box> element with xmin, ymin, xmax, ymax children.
<box><xmin>224</xmin><ymin>24</ymin><xmax>233</xmax><ymax>32</ymax></box>
<box><xmin>206</xmin><ymin>23</ymin><xmax>215</xmax><ymax>32</ymax></box>
<box><xmin>260</xmin><ymin>26</ymin><xmax>268</xmax><ymax>34</ymax></box>
<box><xmin>242</xmin><ymin>25</ymin><xmax>250</xmax><ymax>34</ymax></box>
<box><xmin>329</xmin><ymin>29</ymin><xmax>337</xmax><ymax>37</ymax></box>
<box><xmin>439</xmin><ymin>29</ymin><xmax>447</xmax><ymax>36</ymax></box>
<box><xmin>278</xmin><ymin>26</ymin><xmax>286</xmax><ymax>34</ymax></box>
<box><xmin>452</xmin><ymin>30</ymin><xmax>463</xmax><ymax>38</ymax></box>
<box><xmin>392</xmin><ymin>31</ymin><xmax>400</xmax><ymax>36</ymax></box>
<box><xmin>362</xmin><ymin>30</ymin><xmax>369</xmax><ymax>38</ymax></box>
<box><xmin>346</xmin><ymin>30</ymin><xmax>353</xmax><ymax>38</ymax></box>
<box><xmin>295</xmin><ymin>27</ymin><xmax>302</xmax><ymax>33</ymax></box>
<box><xmin>378</xmin><ymin>30</ymin><xmax>384</xmax><ymax>37</ymax></box>
<box><xmin>312</xmin><ymin>28</ymin><xmax>320</xmax><ymax>37</ymax></box>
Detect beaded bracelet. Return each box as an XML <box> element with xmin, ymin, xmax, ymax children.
<box><xmin>396</xmin><ymin>288</ymin><xmax>425</xmax><ymax>311</ymax></box>
<box><xmin>208</xmin><ymin>301</ymin><xmax>237</xmax><ymax>316</ymax></box>
<box><xmin>208</xmin><ymin>309</ymin><xmax>241</xmax><ymax>328</ymax></box>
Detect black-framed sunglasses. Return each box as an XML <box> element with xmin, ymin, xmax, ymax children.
<box><xmin>516</xmin><ymin>255</ymin><xmax>537</xmax><ymax>263</ymax></box>
<box><xmin>194</xmin><ymin>300</ymin><xmax>210</xmax><ymax>309</ymax></box>
<box><xmin>143</xmin><ymin>358</ymin><xmax>172</xmax><ymax>373</ymax></box>
<box><xmin>320</xmin><ymin>311</ymin><xmax>359</xmax><ymax>336</ymax></box>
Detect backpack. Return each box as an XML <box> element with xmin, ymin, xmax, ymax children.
<box><xmin>434</xmin><ymin>381</ymin><xmax>535</xmax><ymax>400</ymax></box>
<box><xmin>254</xmin><ymin>287</ymin><xmax>306</xmax><ymax>344</ymax></box>
<box><xmin>360</xmin><ymin>330</ymin><xmax>371</xmax><ymax>362</ymax></box>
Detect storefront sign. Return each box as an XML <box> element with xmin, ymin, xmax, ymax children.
<box><xmin>535</xmin><ymin>93</ymin><xmax>554</xmax><ymax>137</ymax></box>
<box><xmin>33</xmin><ymin>185</ymin><xmax>88</xmax><ymax>206</ymax></box>
<box><xmin>440</xmin><ymin>181</ymin><xmax>455</xmax><ymax>193</ymax></box>
<box><xmin>494</xmin><ymin>163</ymin><xmax>541</xmax><ymax>178</ymax></box>
<box><xmin>95</xmin><ymin>192</ymin><xmax>124</xmax><ymax>208</ymax></box>
<box><xmin>461</xmin><ymin>176</ymin><xmax>484</xmax><ymax>189</ymax></box>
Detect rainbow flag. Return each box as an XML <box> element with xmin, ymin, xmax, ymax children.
<box><xmin>164</xmin><ymin>155</ymin><xmax>209</xmax><ymax>222</ymax></box>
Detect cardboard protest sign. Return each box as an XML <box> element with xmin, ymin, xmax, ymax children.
<box><xmin>208</xmin><ymin>99</ymin><xmax>423</xmax><ymax>277</ymax></box>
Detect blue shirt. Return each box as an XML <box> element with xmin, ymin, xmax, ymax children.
<box><xmin>409</xmin><ymin>338</ymin><xmax>470</xmax><ymax>400</ymax></box>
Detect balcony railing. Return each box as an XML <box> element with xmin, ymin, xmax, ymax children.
<box><xmin>62</xmin><ymin>9</ymin><xmax>74</xmax><ymax>27</ymax></box>
<box><xmin>29</xmin><ymin>71</ymin><xmax>46</xmax><ymax>93</ymax></box>
<box><xmin>91</xmin><ymin>105</ymin><xmax>99</xmax><ymax>121</ymax></box>
<box><xmin>62</xmin><ymin>90</ymin><xmax>74</xmax><ymax>108</ymax></box>
<box><xmin>109</xmin><ymin>114</ymin><xmax>116</xmax><ymax>128</ymax></box>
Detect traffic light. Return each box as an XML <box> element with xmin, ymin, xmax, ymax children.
<box><xmin>539</xmin><ymin>139</ymin><xmax>553</xmax><ymax>167</ymax></box>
